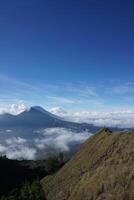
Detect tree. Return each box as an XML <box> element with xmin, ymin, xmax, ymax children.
<box><xmin>0</xmin><ymin>180</ymin><xmax>45</xmax><ymax>200</ymax></box>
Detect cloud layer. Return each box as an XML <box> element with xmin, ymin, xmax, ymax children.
<box><xmin>0</xmin><ymin>102</ymin><xmax>134</xmax><ymax>160</ymax></box>
<box><xmin>34</xmin><ymin>128</ymin><xmax>91</xmax><ymax>152</ymax></box>
<box><xmin>0</xmin><ymin>103</ymin><xmax>27</xmax><ymax>115</ymax></box>
<box><xmin>50</xmin><ymin>108</ymin><xmax>134</xmax><ymax>129</ymax></box>
<box><xmin>0</xmin><ymin>137</ymin><xmax>36</xmax><ymax>160</ymax></box>
<box><xmin>0</xmin><ymin>128</ymin><xmax>91</xmax><ymax>160</ymax></box>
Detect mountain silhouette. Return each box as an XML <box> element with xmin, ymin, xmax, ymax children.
<box><xmin>0</xmin><ymin>106</ymin><xmax>97</xmax><ymax>132</ymax></box>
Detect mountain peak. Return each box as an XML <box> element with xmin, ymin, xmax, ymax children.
<box><xmin>100</xmin><ymin>127</ymin><xmax>112</xmax><ymax>133</ymax></box>
<box><xmin>30</xmin><ymin>106</ymin><xmax>48</xmax><ymax>113</ymax></box>
<box><xmin>29</xmin><ymin>106</ymin><xmax>64</xmax><ymax>121</ymax></box>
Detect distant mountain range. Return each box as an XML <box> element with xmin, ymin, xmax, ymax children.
<box><xmin>0</xmin><ymin>106</ymin><xmax>98</xmax><ymax>134</ymax></box>
<box><xmin>0</xmin><ymin>106</ymin><xmax>125</xmax><ymax>159</ymax></box>
<box><xmin>0</xmin><ymin>106</ymin><xmax>100</xmax><ymax>159</ymax></box>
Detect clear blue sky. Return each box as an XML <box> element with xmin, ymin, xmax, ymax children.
<box><xmin>0</xmin><ymin>0</ymin><xmax>134</xmax><ymax>111</ymax></box>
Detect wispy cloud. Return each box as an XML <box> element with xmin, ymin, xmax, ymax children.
<box><xmin>0</xmin><ymin>73</ymin><xmax>42</xmax><ymax>106</ymax></box>
<box><xmin>47</xmin><ymin>96</ymin><xmax>76</xmax><ymax>105</ymax></box>
<box><xmin>113</xmin><ymin>82</ymin><xmax>134</xmax><ymax>95</ymax></box>
<box><xmin>64</xmin><ymin>84</ymin><xmax>98</xmax><ymax>97</ymax></box>
<box><xmin>0</xmin><ymin>74</ymin><xmax>103</xmax><ymax>110</ymax></box>
<box><xmin>1</xmin><ymin>73</ymin><xmax>134</xmax><ymax>111</ymax></box>
<box><xmin>0</xmin><ymin>74</ymin><xmax>38</xmax><ymax>91</ymax></box>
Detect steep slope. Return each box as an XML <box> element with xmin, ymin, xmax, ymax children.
<box><xmin>41</xmin><ymin>128</ymin><xmax>134</xmax><ymax>200</ymax></box>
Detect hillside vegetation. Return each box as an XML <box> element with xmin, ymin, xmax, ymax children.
<box><xmin>41</xmin><ymin>128</ymin><xmax>134</xmax><ymax>200</ymax></box>
<box><xmin>0</xmin><ymin>154</ymin><xmax>65</xmax><ymax>199</ymax></box>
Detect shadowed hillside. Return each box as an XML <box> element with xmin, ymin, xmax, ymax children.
<box><xmin>0</xmin><ymin>154</ymin><xmax>65</xmax><ymax>199</ymax></box>
<box><xmin>41</xmin><ymin>128</ymin><xmax>134</xmax><ymax>200</ymax></box>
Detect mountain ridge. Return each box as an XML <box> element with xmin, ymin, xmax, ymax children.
<box><xmin>41</xmin><ymin>128</ymin><xmax>134</xmax><ymax>200</ymax></box>
<box><xmin>0</xmin><ymin>105</ymin><xmax>97</xmax><ymax>131</ymax></box>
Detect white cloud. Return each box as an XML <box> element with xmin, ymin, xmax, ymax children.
<box><xmin>0</xmin><ymin>139</ymin><xmax>36</xmax><ymax>160</ymax></box>
<box><xmin>6</xmin><ymin>147</ymin><xmax>36</xmax><ymax>160</ymax></box>
<box><xmin>34</xmin><ymin>128</ymin><xmax>91</xmax><ymax>151</ymax></box>
<box><xmin>49</xmin><ymin>107</ymin><xmax>67</xmax><ymax>116</ymax></box>
<box><xmin>0</xmin><ymin>103</ymin><xmax>27</xmax><ymax>115</ymax></box>
<box><xmin>1</xmin><ymin>107</ymin><xmax>134</xmax><ymax>160</ymax></box>
<box><xmin>0</xmin><ymin>128</ymin><xmax>91</xmax><ymax>159</ymax></box>
<box><xmin>1</xmin><ymin>102</ymin><xmax>134</xmax><ymax>160</ymax></box>
<box><xmin>50</xmin><ymin>108</ymin><xmax>134</xmax><ymax>129</ymax></box>
<box><xmin>0</xmin><ymin>136</ymin><xmax>36</xmax><ymax>160</ymax></box>
<box><xmin>9</xmin><ymin>103</ymin><xmax>27</xmax><ymax>115</ymax></box>
<box><xmin>6</xmin><ymin>137</ymin><xmax>27</xmax><ymax>145</ymax></box>
<box><xmin>34</xmin><ymin>128</ymin><xmax>91</xmax><ymax>152</ymax></box>
<box><xmin>0</xmin><ymin>144</ymin><xmax>6</xmax><ymax>153</ymax></box>
<box><xmin>6</xmin><ymin>129</ymin><xmax>13</xmax><ymax>133</ymax></box>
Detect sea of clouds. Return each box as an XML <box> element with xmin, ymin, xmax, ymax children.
<box><xmin>50</xmin><ymin>107</ymin><xmax>134</xmax><ymax>129</ymax></box>
<box><xmin>1</xmin><ymin>103</ymin><xmax>134</xmax><ymax>129</ymax></box>
<box><xmin>0</xmin><ymin>128</ymin><xmax>92</xmax><ymax>160</ymax></box>
<box><xmin>1</xmin><ymin>104</ymin><xmax>134</xmax><ymax>160</ymax></box>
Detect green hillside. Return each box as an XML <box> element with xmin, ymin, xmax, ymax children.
<box><xmin>41</xmin><ymin>128</ymin><xmax>134</xmax><ymax>200</ymax></box>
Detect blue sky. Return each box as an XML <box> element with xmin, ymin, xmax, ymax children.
<box><xmin>0</xmin><ymin>0</ymin><xmax>134</xmax><ymax>111</ymax></box>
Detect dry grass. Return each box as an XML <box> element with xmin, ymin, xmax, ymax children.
<box><xmin>41</xmin><ymin>128</ymin><xmax>134</xmax><ymax>200</ymax></box>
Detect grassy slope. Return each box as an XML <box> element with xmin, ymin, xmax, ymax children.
<box><xmin>41</xmin><ymin>128</ymin><xmax>134</xmax><ymax>200</ymax></box>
